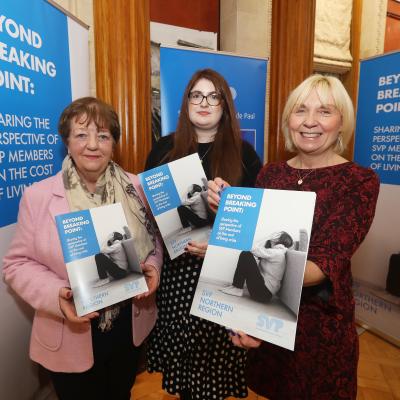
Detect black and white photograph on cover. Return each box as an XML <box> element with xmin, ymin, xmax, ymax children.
<box><xmin>192</xmin><ymin>229</ymin><xmax>308</xmax><ymax>349</ymax></box>
<box><xmin>92</xmin><ymin>225</ymin><xmax>142</xmax><ymax>288</ymax></box>
<box><xmin>190</xmin><ymin>189</ymin><xmax>315</xmax><ymax>350</ymax></box>
<box><xmin>176</xmin><ymin>179</ymin><xmax>211</xmax><ymax>232</ymax></box>
<box><xmin>220</xmin><ymin>231</ymin><xmax>298</xmax><ymax>304</ymax></box>
<box><xmin>149</xmin><ymin>154</ymin><xmax>213</xmax><ymax>258</ymax></box>
<box><xmin>66</xmin><ymin>204</ymin><xmax>148</xmax><ymax>316</ymax></box>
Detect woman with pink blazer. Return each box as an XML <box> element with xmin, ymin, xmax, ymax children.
<box><xmin>3</xmin><ymin>97</ymin><xmax>163</xmax><ymax>400</ymax></box>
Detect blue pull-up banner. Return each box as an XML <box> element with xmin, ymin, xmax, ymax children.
<box><xmin>159</xmin><ymin>46</ymin><xmax>268</xmax><ymax>161</ymax></box>
<box><xmin>354</xmin><ymin>51</ymin><xmax>400</xmax><ymax>186</ymax></box>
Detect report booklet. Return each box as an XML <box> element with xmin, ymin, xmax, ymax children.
<box><xmin>139</xmin><ymin>153</ymin><xmax>212</xmax><ymax>260</ymax></box>
<box><xmin>190</xmin><ymin>187</ymin><xmax>316</xmax><ymax>350</ymax></box>
<box><xmin>55</xmin><ymin>203</ymin><xmax>148</xmax><ymax>316</ymax></box>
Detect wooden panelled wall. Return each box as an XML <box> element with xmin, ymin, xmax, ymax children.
<box><xmin>342</xmin><ymin>0</ymin><xmax>363</xmax><ymax>162</ymax></box>
<box><xmin>93</xmin><ymin>0</ymin><xmax>151</xmax><ymax>174</ymax></box>
<box><xmin>268</xmin><ymin>0</ymin><xmax>316</xmax><ymax>162</ymax></box>
<box><xmin>92</xmin><ymin>0</ymin><xmax>333</xmax><ymax>166</ymax></box>
<box><xmin>385</xmin><ymin>0</ymin><xmax>400</xmax><ymax>52</ymax></box>
<box><xmin>150</xmin><ymin>0</ymin><xmax>219</xmax><ymax>33</ymax></box>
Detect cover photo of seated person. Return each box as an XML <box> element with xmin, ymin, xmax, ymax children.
<box><xmin>93</xmin><ymin>226</ymin><xmax>137</xmax><ymax>287</ymax></box>
<box><xmin>176</xmin><ymin>178</ymin><xmax>213</xmax><ymax>233</ymax></box>
<box><xmin>221</xmin><ymin>231</ymin><xmax>294</xmax><ymax>303</ymax></box>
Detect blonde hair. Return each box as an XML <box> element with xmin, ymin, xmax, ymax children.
<box><xmin>281</xmin><ymin>74</ymin><xmax>355</xmax><ymax>154</ymax></box>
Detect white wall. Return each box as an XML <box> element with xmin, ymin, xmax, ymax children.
<box><xmin>352</xmin><ymin>184</ymin><xmax>400</xmax><ymax>287</ymax></box>
<box><xmin>0</xmin><ymin>225</ymin><xmax>40</xmax><ymax>400</ymax></box>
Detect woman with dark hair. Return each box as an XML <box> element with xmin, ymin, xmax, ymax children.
<box><xmin>3</xmin><ymin>97</ymin><xmax>163</xmax><ymax>400</ymax></box>
<box><xmin>153</xmin><ymin>69</ymin><xmax>246</xmax><ymax>185</ymax></box>
<box><xmin>145</xmin><ymin>69</ymin><xmax>262</xmax><ymax>400</ymax></box>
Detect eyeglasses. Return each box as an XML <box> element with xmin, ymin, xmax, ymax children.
<box><xmin>188</xmin><ymin>91</ymin><xmax>222</xmax><ymax>106</ymax></box>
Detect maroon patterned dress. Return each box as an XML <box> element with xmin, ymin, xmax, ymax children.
<box><xmin>246</xmin><ymin>161</ymin><xmax>379</xmax><ymax>400</ymax></box>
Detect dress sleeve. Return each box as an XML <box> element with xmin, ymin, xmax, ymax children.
<box><xmin>2</xmin><ymin>188</ymin><xmax>69</xmax><ymax>318</ymax></box>
<box><xmin>307</xmin><ymin>170</ymin><xmax>379</xmax><ymax>308</ymax></box>
<box><xmin>255</xmin><ymin>163</ymin><xmax>273</xmax><ymax>189</ymax></box>
<box><xmin>144</xmin><ymin>135</ymin><xmax>173</xmax><ymax>171</ymax></box>
<box><xmin>241</xmin><ymin>141</ymin><xmax>263</xmax><ymax>187</ymax></box>
<box><xmin>145</xmin><ymin>145</ymin><xmax>161</xmax><ymax>171</ymax></box>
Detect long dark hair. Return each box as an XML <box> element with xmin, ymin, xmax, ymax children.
<box><xmin>166</xmin><ymin>69</ymin><xmax>243</xmax><ymax>185</ymax></box>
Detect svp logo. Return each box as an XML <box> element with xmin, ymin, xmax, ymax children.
<box><xmin>256</xmin><ymin>314</ymin><xmax>284</xmax><ymax>333</ymax></box>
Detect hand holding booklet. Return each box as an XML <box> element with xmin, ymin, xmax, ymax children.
<box><xmin>139</xmin><ymin>153</ymin><xmax>212</xmax><ymax>259</ymax></box>
<box><xmin>190</xmin><ymin>187</ymin><xmax>316</xmax><ymax>351</ymax></box>
<box><xmin>56</xmin><ymin>203</ymin><xmax>148</xmax><ymax>316</ymax></box>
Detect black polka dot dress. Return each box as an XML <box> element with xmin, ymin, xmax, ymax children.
<box><xmin>147</xmin><ymin>252</ymin><xmax>249</xmax><ymax>399</ymax></box>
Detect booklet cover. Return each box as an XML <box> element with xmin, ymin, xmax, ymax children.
<box><xmin>190</xmin><ymin>187</ymin><xmax>316</xmax><ymax>350</ymax></box>
<box><xmin>55</xmin><ymin>203</ymin><xmax>148</xmax><ymax>316</ymax></box>
<box><xmin>139</xmin><ymin>153</ymin><xmax>212</xmax><ymax>260</ymax></box>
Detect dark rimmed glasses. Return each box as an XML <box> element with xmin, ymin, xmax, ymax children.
<box><xmin>188</xmin><ymin>91</ymin><xmax>222</xmax><ymax>106</ymax></box>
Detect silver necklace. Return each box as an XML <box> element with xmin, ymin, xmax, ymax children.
<box><xmin>199</xmin><ymin>145</ymin><xmax>212</xmax><ymax>163</ymax></box>
<box><xmin>296</xmin><ymin>169</ymin><xmax>314</xmax><ymax>185</ymax></box>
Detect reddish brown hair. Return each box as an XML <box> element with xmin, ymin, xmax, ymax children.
<box><xmin>58</xmin><ymin>97</ymin><xmax>120</xmax><ymax>145</ymax></box>
<box><xmin>166</xmin><ymin>69</ymin><xmax>243</xmax><ymax>185</ymax></box>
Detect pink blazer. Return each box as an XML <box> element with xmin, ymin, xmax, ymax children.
<box><xmin>3</xmin><ymin>172</ymin><xmax>163</xmax><ymax>373</ymax></box>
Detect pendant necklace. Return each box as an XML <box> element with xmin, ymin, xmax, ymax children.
<box><xmin>199</xmin><ymin>144</ymin><xmax>212</xmax><ymax>163</ymax></box>
<box><xmin>296</xmin><ymin>168</ymin><xmax>315</xmax><ymax>185</ymax></box>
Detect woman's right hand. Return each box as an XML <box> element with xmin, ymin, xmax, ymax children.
<box><xmin>229</xmin><ymin>330</ymin><xmax>262</xmax><ymax>350</ymax></box>
<box><xmin>59</xmin><ymin>287</ymin><xmax>99</xmax><ymax>324</ymax></box>
<box><xmin>207</xmin><ymin>177</ymin><xmax>230</xmax><ymax>213</ymax></box>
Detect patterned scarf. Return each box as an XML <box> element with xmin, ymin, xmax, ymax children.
<box><xmin>62</xmin><ymin>155</ymin><xmax>156</xmax><ymax>331</ymax></box>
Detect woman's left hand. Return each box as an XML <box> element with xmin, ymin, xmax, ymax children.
<box><xmin>208</xmin><ymin>177</ymin><xmax>230</xmax><ymax>212</ymax></box>
<box><xmin>186</xmin><ymin>241</ymin><xmax>208</xmax><ymax>258</ymax></box>
<box><xmin>229</xmin><ymin>330</ymin><xmax>262</xmax><ymax>350</ymax></box>
<box><xmin>135</xmin><ymin>263</ymin><xmax>159</xmax><ymax>299</ymax></box>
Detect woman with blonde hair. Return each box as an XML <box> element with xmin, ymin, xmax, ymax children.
<box><xmin>209</xmin><ymin>74</ymin><xmax>379</xmax><ymax>399</ymax></box>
